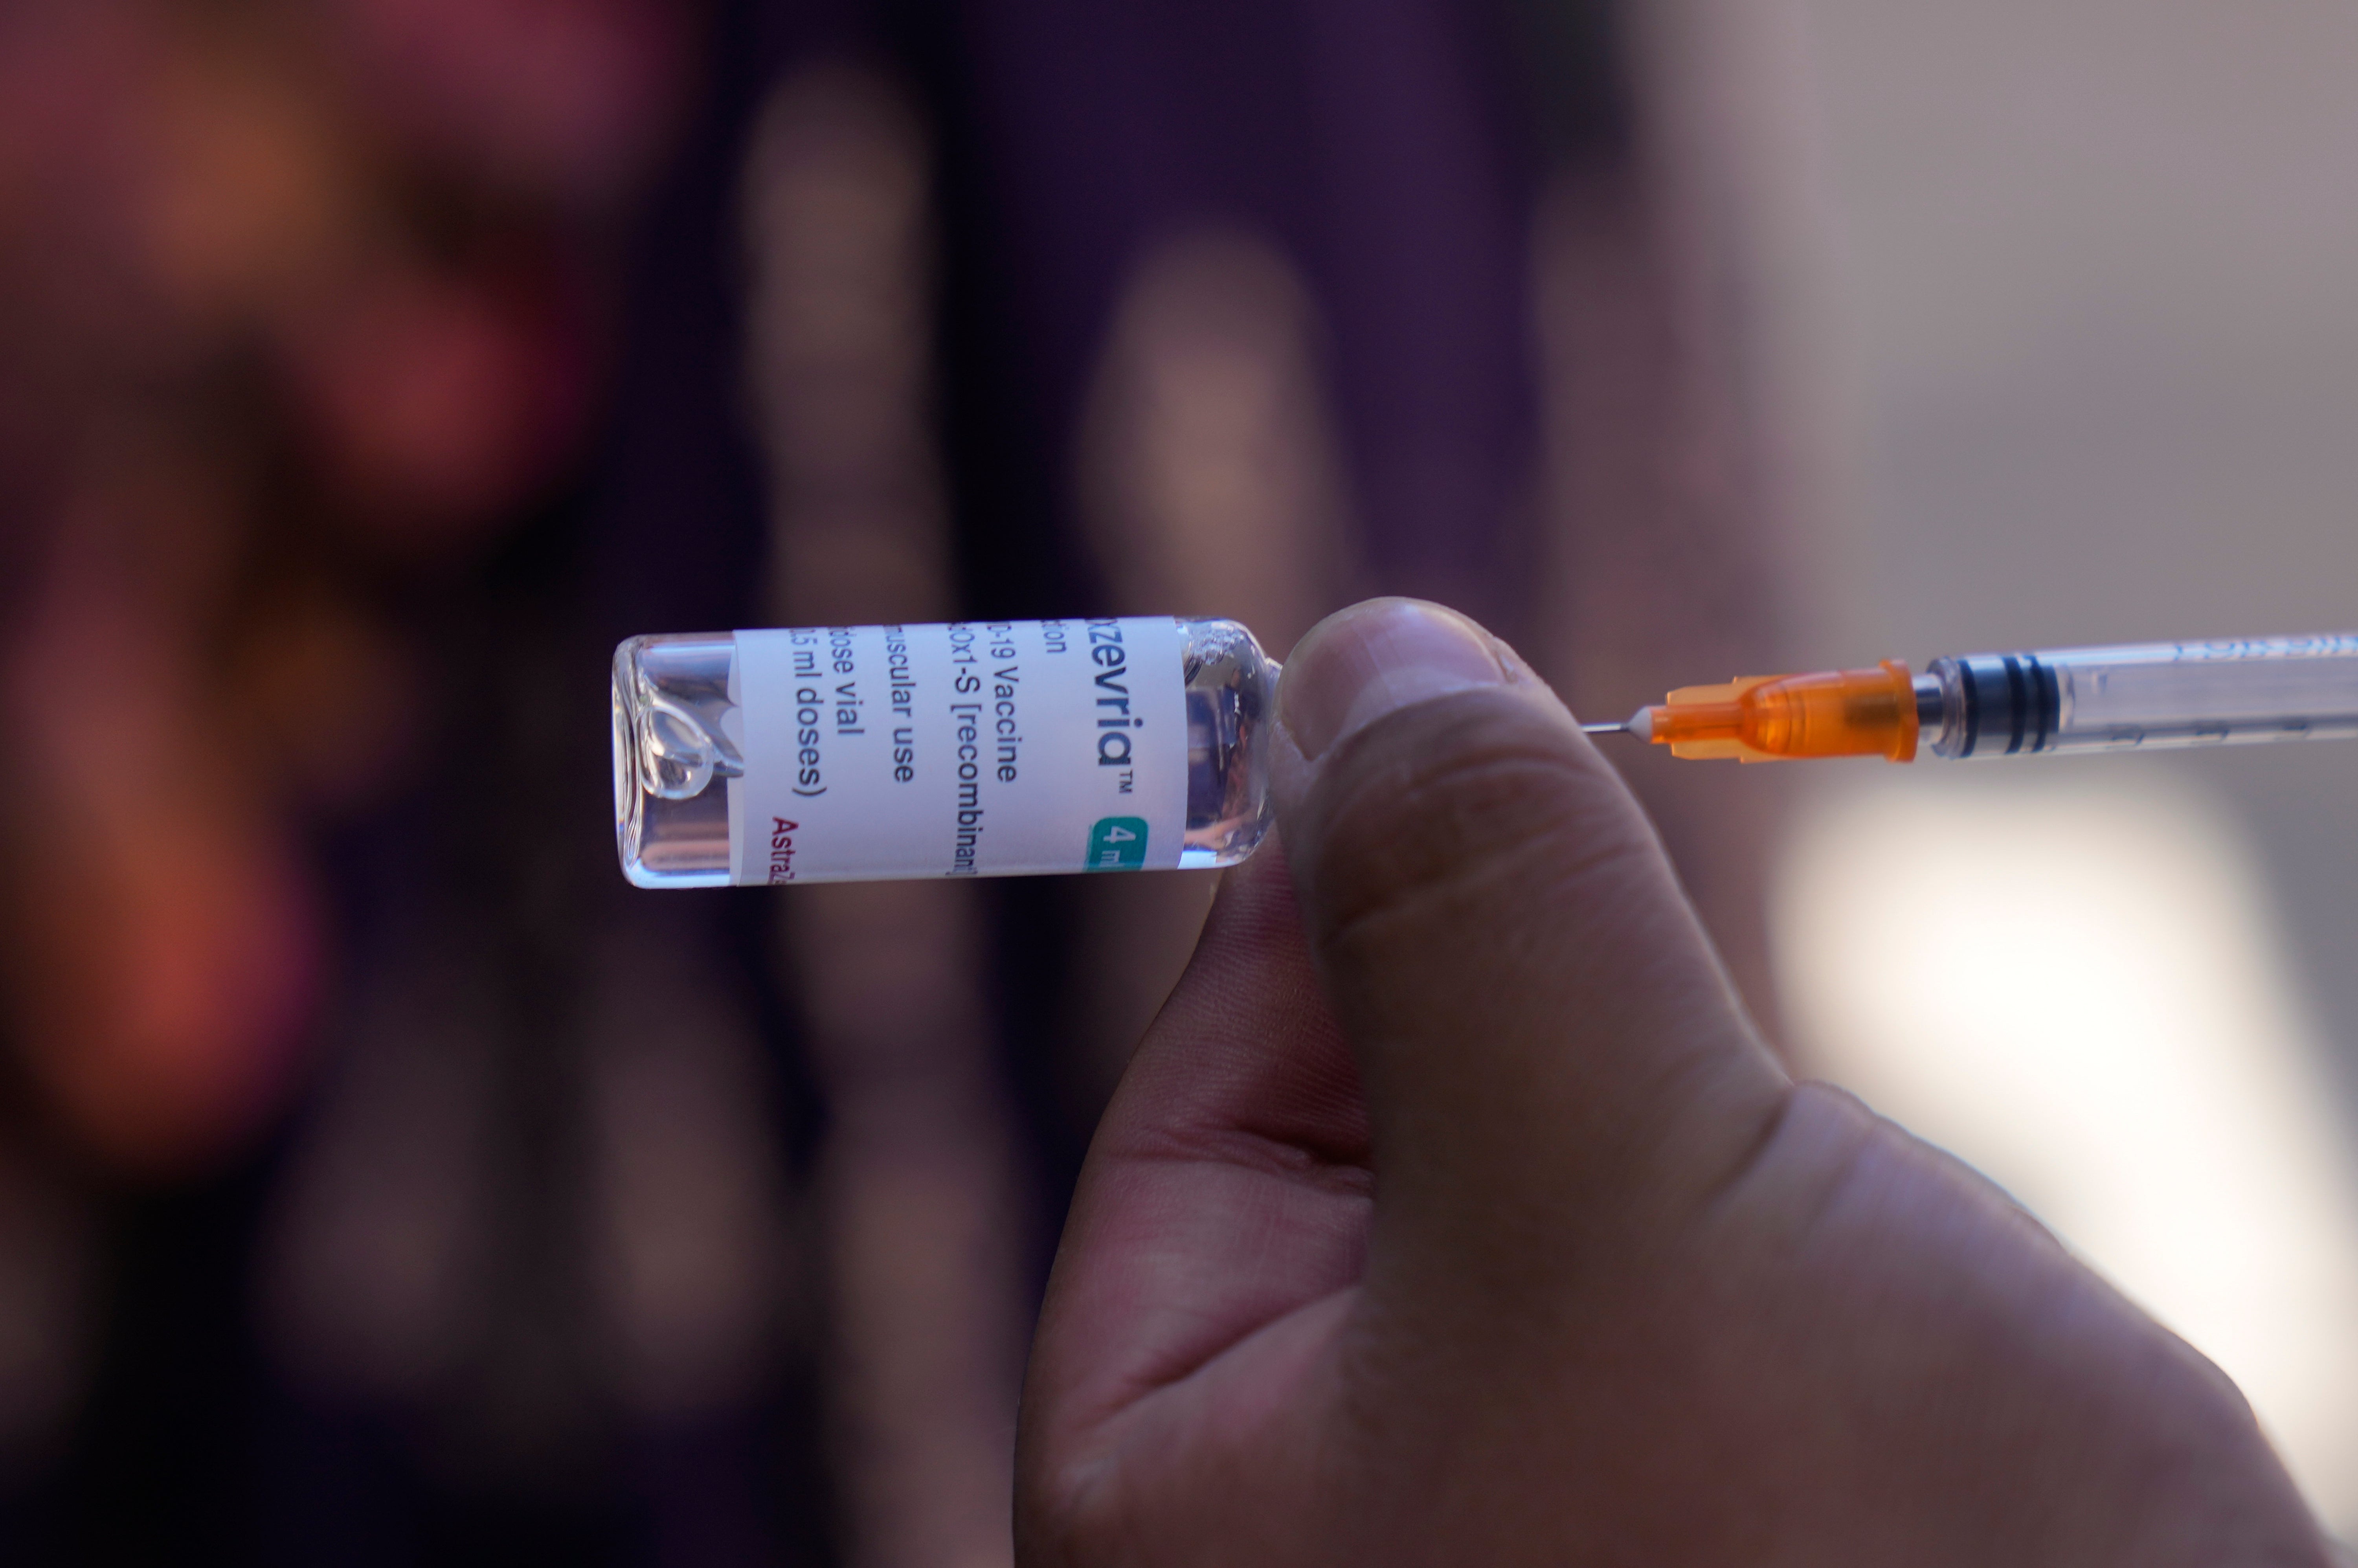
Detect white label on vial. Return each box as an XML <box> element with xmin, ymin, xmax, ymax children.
<box><xmin>728</xmin><ymin>619</ymin><xmax>1188</xmax><ymax>884</ymax></box>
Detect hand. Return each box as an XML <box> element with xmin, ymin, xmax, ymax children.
<box><xmin>1016</xmin><ymin>598</ymin><xmax>2331</xmax><ymax>1566</ymax></box>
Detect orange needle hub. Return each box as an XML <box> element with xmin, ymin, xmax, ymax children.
<box><xmin>1642</xmin><ymin>659</ymin><xmax>1919</xmax><ymax>762</ymax></box>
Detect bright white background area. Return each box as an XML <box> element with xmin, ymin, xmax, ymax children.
<box><xmin>1777</xmin><ymin>778</ymin><xmax>2358</xmax><ymax>1523</ymax></box>
<box><xmin>1767</xmin><ymin>0</ymin><xmax>2358</xmax><ymax>1533</ymax></box>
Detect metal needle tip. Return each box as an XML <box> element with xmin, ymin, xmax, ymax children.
<box><xmin>1580</xmin><ymin>721</ymin><xmax>1630</xmax><ymax>736</ymax></box>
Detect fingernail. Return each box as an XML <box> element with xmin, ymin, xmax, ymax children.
<box><xmin>1277</xmin><ymin>599</ymin><xmax>1510</xmax><ymax>761</ymax></box>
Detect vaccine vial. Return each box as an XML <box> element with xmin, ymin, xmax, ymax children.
<box><xmin>612</xmin><ymin>617</ymin><xmax>1278</xmax><ymax>887</ymax></box>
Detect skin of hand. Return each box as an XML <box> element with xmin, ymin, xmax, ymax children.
<box><xmin>1015</xmin><ymin>598</ymin><xmax>2334</xmax><ymax>1566</ymax></box>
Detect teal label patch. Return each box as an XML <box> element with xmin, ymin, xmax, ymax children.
<box><xmin>1086</xmin><ymin>816</ymin><xmax>1150</xmax><ymax>871</ymax></box>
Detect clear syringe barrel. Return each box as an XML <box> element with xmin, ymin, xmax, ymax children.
<box><xmin>1920</xmin><ymin>635</ymin><xmax>2358</xmax><ymax>759</ymax></box>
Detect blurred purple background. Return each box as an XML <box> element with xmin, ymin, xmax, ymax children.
<box><xmin>0</xmin><ymin>1</ymin><xmax>1785</xmax><ymax>1559</ymax></box>
<box><xmin>17</xmin><ymin>0</ymin><xmax>2353</xmax><ymax>1559</ymax></box>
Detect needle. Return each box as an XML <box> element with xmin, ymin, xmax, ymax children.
<box><xmin>1581</xmin><ymin>708</ymin><xmax>1654</xmax><ymax>740</ymax></box>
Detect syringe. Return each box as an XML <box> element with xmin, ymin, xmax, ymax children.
<box><xmin>1583</xmin><ymin>634</ymin><xmax>2358</xmax><ymax>762</ymax></box>
<box><xmin>617</xmin><ymin>621</ymin><xmax>2358</xmax><ymax>889</ymax></box>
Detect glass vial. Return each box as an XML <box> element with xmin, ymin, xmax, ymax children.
<box><xmin>612</xmin><ymin>617</ymin><xmax>1278</xmax><ymax>887</ymax></box>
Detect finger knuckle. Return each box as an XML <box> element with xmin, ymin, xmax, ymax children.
<box><xmin>1304</xmin><ymin>689</ymin><xmax>1656</xmax><ymax>957</ymax></box>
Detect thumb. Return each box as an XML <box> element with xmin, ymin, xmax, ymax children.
<box><xmin>1270</xmin><ymin>598</ymin><xmax>1789</xmax><ymax>1288</ymax></box>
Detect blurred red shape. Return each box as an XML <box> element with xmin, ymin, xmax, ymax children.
<box><xmin>281</xmin><ymin>263</ymin><xmax>590</xmax><ymax>548</ymax></box>
<box><xmin>4</xmin><ymin>511</ymin><xmax>321</xmax><ymax>1174</ymax></box>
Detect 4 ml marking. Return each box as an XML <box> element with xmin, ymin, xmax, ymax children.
<box><xmin>1087</xmin><ymin>816</ymin><xmax>1149</xmax><ymax>872</ymax></box>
